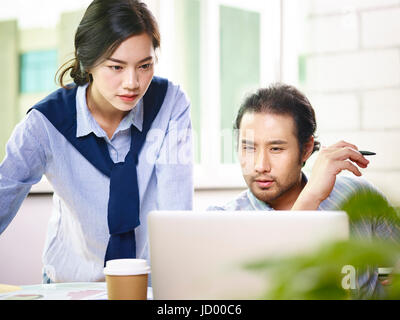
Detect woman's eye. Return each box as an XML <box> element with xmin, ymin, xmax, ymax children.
<box><xmin>110</xmin><ymin>66</ymin><xmax>123</xmax><ymax>71</ymax></box>
<box><xmin>140</xmin><ymin>63</ymin><xmax>153</xmax><ymax>70</ymax></box>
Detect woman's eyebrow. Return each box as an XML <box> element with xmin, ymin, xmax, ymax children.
<box><xmin>137</xmin><ymin>56</ymin><xmax>154</xmax><ymax>64</ymax></box>
<box><xmin>107</xmin><ymin>57</ymin><xmax>127</xmax><ymax>64</ymax></box>
<box><xmin>106</xmin><ymin>56</ymin><xmax>154</xmax><ymax>65</ymax></box>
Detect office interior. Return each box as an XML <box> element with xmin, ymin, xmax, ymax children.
<box><xmin>0</xmin><ymin>0</ymin><xmax>399</xmax><ymax>286</ymax></box>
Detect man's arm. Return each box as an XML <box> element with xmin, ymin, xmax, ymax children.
<box><xmin>292</xmin><ymin>140</ymin><xmax>370</xmax><ymax>210</ymax></box>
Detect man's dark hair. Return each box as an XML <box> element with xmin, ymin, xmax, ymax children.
<box><xmin>234</xmin><ymin>83</ymin><xmax>321</xmax><ymax>158</ymax></box>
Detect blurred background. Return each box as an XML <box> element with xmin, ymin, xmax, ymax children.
<box><xmin>1</xmin><ymin>0</ymin><xmax>399</xmax><ymax>285</ymax></box>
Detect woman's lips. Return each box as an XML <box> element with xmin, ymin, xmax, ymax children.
<box><xmin>255</xmin><ymin>180</ymin><xmax>274</xmax><ymax>188</ymax></box>
<box><xmin>118</xmin><ymin>94</ymin><xmax>138</xmax><ymax>102</ymax></box>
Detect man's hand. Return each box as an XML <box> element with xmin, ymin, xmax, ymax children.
<box><xmin>292</xmin><ymin>141</ymin><xmax>370</xmax><ymax>210</ymax></box>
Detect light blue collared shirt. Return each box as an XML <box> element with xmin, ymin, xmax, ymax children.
<box><xmin>0</xmin><ymin>80</ymin><xmax>193</xmax><ymax>283</ymax></box>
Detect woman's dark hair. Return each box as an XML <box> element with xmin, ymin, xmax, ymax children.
<box><xmin>57</xmin><ymin>0</ymin><xmax>160</xmax><ymax>88</ymax></box>
<box><xmin>234</xmin><ymin>83</ymin><xmax>321</xmax><ymax>159</ymax></box>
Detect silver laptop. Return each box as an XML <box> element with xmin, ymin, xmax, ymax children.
<box><xmin>148</xmin><ymin>210</ymin><xmax>349</xmax><ymax>300</ymax></box>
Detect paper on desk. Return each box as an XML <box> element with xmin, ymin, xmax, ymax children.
<box><xmin>0</xmin><ymin>284</ymin><xmax>22</xmax><ymax>294</ymax></box>
<box><xmin>0</xmin><ymin>283</ymin><xmax>153</xmax><ymax>300</ymax></box>
<box><xmin>0</xmin><ymin>283</ymin><xmax>106</xmax><ymax>300</ymax></box>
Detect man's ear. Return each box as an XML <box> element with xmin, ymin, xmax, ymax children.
<box><xmin>302</xmin><ymin>136</ymin><xmax>315</xmax><ymax>164</ymax></box>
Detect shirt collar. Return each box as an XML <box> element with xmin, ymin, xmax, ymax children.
<box><xmin>75</xmin><ymin>84</ymin><xmax>144</xmax><ymax>139</ymax></box>
<box><xmin>247</xmin><ymin>189</ymin><xmax>273</xmax><ymax>211</ymax></box>
<box><xmin>246</xmin><ymin>172</ymin><xmax>309</xmax><ymax>211</ymax></box>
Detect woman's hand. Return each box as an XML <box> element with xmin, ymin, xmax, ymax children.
<box><xmin>292</xmin><ymin>141</ymin><xmax>370</xmax><ymax>210</ymax></box>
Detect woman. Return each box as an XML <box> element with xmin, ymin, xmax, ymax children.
<box><xmin>0</xmin><ymin>0</ymin><xmax>193</xmax><ymax>283</ymax></box>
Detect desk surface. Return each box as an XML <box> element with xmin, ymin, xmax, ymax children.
<box><xmin>0</xmin><ymin>282</ymin><xmax>153</xmax><ymax>300</ymax></box>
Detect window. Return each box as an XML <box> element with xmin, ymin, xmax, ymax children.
<box><xmin>219</xmin><ymin>5</ymin><xmax>261</xmax><ymax>164</ymax></box>
<box><xmin>20</xmin><ymin>50</ymin><xmax>58</xmax><ymax>93</ymax></box>
<box><xmin>156</xmin><ymin>0</ymin><xmax>282</xmax><ymax>188</ymax></box>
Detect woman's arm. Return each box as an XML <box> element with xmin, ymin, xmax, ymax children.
<box><xmin>155</xmin><ymin>90</ymin><xmax>193</xmax><ymax>210</ymax></box>
<box><xmin>0</xmin><ymin>112</ymin><xmax>48</xmax><ymax>234</ymax></box>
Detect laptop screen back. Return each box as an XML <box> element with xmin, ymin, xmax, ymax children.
<box><xmin>148</xmin><ymin>210</ymin><xmax>349</xmax><ymax>299</ymax></box>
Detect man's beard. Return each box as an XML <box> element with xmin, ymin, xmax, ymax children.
<box><xmin>250</xmin><ymin>174</ymin><xmax>300</xmax><ymax>205</ymax></box>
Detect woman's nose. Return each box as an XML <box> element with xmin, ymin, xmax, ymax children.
<box><xmin>123</xmin><ymin>69</ymin><xmax>139</xmax><ymax>90</ymax></box>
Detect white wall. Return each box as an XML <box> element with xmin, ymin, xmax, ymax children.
<box><xmin>300</xmin><ymin>0</ymin><xmax>400</xmax><ymax>206</ymax></box>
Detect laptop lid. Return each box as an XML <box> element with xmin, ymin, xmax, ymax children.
<box><xmin>148</xmin><ymin>210</ymin><xmax>349</xmax><ymax>300</ymax></box>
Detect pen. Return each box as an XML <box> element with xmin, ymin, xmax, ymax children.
<box><xmin>359</xmin><ymin>151</ymin><xmax>376</xmax><ymax>156</ymax></box>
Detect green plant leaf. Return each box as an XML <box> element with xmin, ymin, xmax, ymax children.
<box><xmin>244</xmin><ymin>190</ymin><xmax>400</xmax><ymax>300</ymax></box>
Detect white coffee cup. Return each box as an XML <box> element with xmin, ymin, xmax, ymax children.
<box><xmin>104</xmin><ymin>259</ymin><xmax>151</xmax><ymax>300</ymax></box>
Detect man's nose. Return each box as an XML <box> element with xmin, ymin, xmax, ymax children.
<box><xmin>254</xmin><ymin>151</ymin><xmax>271</xmax><ymax>173</ymax></box>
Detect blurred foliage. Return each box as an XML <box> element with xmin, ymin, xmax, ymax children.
<box><xmin>244</xmin><ymin>190</ymin><xmax>400</xmax><ymax>300</ymax></box>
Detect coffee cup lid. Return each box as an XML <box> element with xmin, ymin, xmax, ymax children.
<box><xmin>103</xmin><ymin>259</ymin><xmax>151</xmax><ymax>276</ymax></box>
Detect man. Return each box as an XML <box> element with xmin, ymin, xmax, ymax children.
<box><xmin>208</xmin><ymin>83</ymin><xmax>399</xmax><ymax>298</ymax></box>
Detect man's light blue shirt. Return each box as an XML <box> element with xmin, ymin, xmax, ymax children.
<box><xmin>0</xmin><ymin>80</ymin><xmax>193</xmax><ymax>283</ymax></box>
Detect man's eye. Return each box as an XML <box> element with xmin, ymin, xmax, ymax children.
<box><xmin>271</xmin><ymin>147</ymin><xmax>283</xmax><ymax>152</ymax></box>
<box><xmin>243</xmin><ymin>146</ymin><xmax>255</xmax><ymax>151</ymax></box>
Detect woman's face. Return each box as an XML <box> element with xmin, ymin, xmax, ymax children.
<box><xmin>88</xmin><ymin>33</ymin><xmax>155</xmax><ymax>113</ymax></box>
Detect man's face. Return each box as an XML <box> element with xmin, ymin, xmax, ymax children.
<box><xmin>238</xmin><ymin>112</ymin><xmax>304</xmax><ymax>207</ymax></box>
